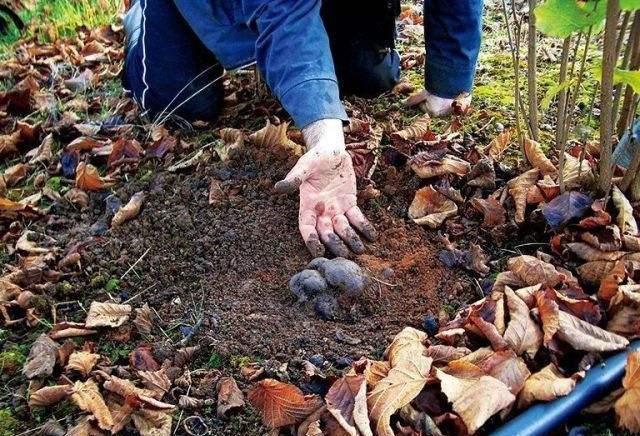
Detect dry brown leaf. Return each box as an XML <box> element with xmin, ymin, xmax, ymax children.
<box><xmin>503</xmin><ymin>287</ymin><xmax>543</xmax><ymax>358</ymax></box>
<box><xmin>67</xmin><ymin>137</ymin><xmax>105</xmax><ymax>152</ymax></box>
<box><xmin>130</xmin><ymin>345</ymin><xmax>160</xmax><ymax>371</ymax></box>
<box><xmin>424</xmin><ymin>345</ymin><xmax>471</xmax><ymax>365</ymax></box>
<box><xmin>66</xmin><ymin>351</ymin><xmax>100</xmax><ymax>376</ymax></box>
<box><xmin>354</xmin><ymin>359</ymin><xmax>391</xmax><ymax>389</ymax></box>
<box><xmin>507</xmin><ymin>169</ymin><xmax>540</xmax><ymax>223</ymax></box>
<box><xmin>517</xmin><ymin>364</ymin><xmax>580</xmax><ymax>409</ymax></box>
<box><xmin>598</xmin><ymin>261</ymin><xmax>626</xmax><ymax>303</ymax></box>
<box><xmin>26</xmin><ymin>133</ymin><xmax>53</xmax><ymax>164</ymax></box>
<box><xmin>507</xmin><ymin>255</ymin><xmax>564</xmax><ymax>288</ymax></box>
<box><xmin>132</xmin><ymin>409</ymin><xmax>172</xmax><ymax>436</ymax></box>
<box><xmin>478</xmin><ymin>350</ymin><xmax>531</xmax><ymax>395</ymax></box>
<box><xmin>615</xmin><ymin>351</ymin><xmax>640</xmax><ymax>433</ymax></box>
<box><xmin>562</xmin><ymin>153</ymin><xmax>594</xmax><ymax>189</ymax></box>
<box><xmin>367</xmin><ymin>356</ymin><xmax>433</xmax><ymax>436</ymax></box>
<box><xmin>216</xmin><ymin>128</ymin><xmax>245</xmax><ymax>161</ymax></box>
<box><xmin>75</xmin><ymin>162</ymin><xmax>112</xmax><ymax>191</ymax></box>
<box><xmin>85</xmin><ymin>301</ymin><xmax>132</xmax><ymax>328</ymax></box>
<box><xmin>467</xmin><ymin>158</ymin><xmax>496</xmax><ymax>189</ymax></box>
<box><xmin>392</xmin><ymin>114</ymin><xmax>431</xmax><ymax>140</ymax></box>
<box><xmin>248</xmin><ymin>379</ymin><xmax>321</xmax><ymax>429</ymax></box>
<box><xmin>326</xmin><ymin>373</ymin><xmax>372</xmax><ymax>436</ymax></box>
<box><xmin>470</xmin><ymin>197</ymin><xmax>506</xmax><ymax>226</ymax></box>
<box><xmin>111</xmin><ymin>191</ymin><xmax>145</xmax><ymax>227</ymax></box>
<box><xmin>607</xmin><ymin>305</ymin><xmax>640</xmax><ymax>337</ymax></box>
<box><xmin>483</xmin><ymin>130</ymin><xmax>512</xmax><ymax>159</ymax></box>
<box><xmin>133</xmin><ymin>304</ymin><xmax>153</xmax><ymax>334</ymax></box>
<box><xmin>2</xmin><ymin>163</ymin><xmax>28</xmax><ymax>188</ymax></box>
<box><xmin>411</xmin><ymin>153</ymin><xmax>470</xmax><ymax>179</ymax></box>
<box><xmin>138</xmin><ymin>369</ymin><xmax>171</xmax><ymax>399</ymax></box>
<box><xmin>577</xmin><ymin>260</ymin><xmax>616</xmax><ymax>285</ymax></box>
<box><xmin>23</xmin><ymin>333</ymin><xmax>59</xmax><ymax>379</ymax></box>
<box><xmin>580</xmin><ymin>225</ymin><xmax>622</xmax><ymax>252</ymax></box>
<box><xmin>217</xmin><ymin>376</ymin><xmax>245</xmax><ymax>417</ymax></box>
<box><xmin>524</xmin><ymin>138</ymin><xmax>556</xmax><ymax>175</ymax></box>
<box><xmin>383</xmin><ymin>327</ymin><xmax>428</xmax><ymax>368</ymax></box>
<box><xmin>28</xmin><ymin>384</ymin><xmax>74</xmax><ymax>408</ymax></box>
<box><xmin>249</xmin><ymin>121</ymin><xmax>302</xmax><ymax>157</ymax></box>
<box><xmin>556</xmin><ymin>310</ymin><xmax>629</xmax><ymax>352</ymax></box>
<box><xmin>613</xmin><ymin>185</ymin><xmax>639</xmax><ymax>236</ymax></box>
<box><xmin>535</xmin><ymin>290</ymin><xmax>560</xmax><ymax>345</ymax></box>
<box><xmin>567</xmin><ymin>242</ymin><xmax>626</xmax><ymax>262</ymax></box>
<box><xmin>71</xmin><ymin>379</ymin><xmax>114</xmax><ymax>430</ymax></box>
<box><xmin>65</xmin><ymin>188</ymin><xmax>90</xmax><ymax>209</ymax></box>
<box><xmin>174</xmin><ymin>345</ymin><xmax>200</xmax><ymax>367</ymax></box>
<box><xmin>435</xmin><ymin>368</ymin><xmax>515</xmax><ymax>434</ymax></box>
<box><xmin>408</xmin><ymin>186</ymin><xmax>457</xmax><ymax>229</ymax></box>
<box><xmin>0</xmin><ymin>130</ymin><xmax>20</xmax><ymax>157</ymax></box>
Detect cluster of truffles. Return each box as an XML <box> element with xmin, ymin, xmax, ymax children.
<box><xmin>289</xmin><ymin>257</ymin><xmax>369</xmax><ymax>319</ymax></box>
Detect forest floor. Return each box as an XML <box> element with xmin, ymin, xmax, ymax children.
<box><xmin>0</xmin><ymin>1</ymin><xmax>629</xmax><ymax>436</ymax></box>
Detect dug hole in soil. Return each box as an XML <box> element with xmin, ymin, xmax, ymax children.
<box><xmin>66</xmin><ymin>143</ymin><xmax>464</xmax><ymax>366</ymax></box>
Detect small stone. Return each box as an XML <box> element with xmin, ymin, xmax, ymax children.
<box><xmin>105</xmin><ymin>194</ymin><xmax>122</xmax><ymax>217</ymax></box>
<box><xmin>323</xmin><ymin>257</ymin><xmax>367</xmax><ymax>297</ymax></box>
<box><xmin>308</xmin><ymin>354</ymin><xmax>325</xmax><ymax>368</ymax></box>
<box><xmin>314</xmin><ymin>293</ymin><xmax>337</xmax><ymax>320</ymax></box>
<box><xmin>334</xmin><ymin>357</ymin><xmax>353</xmax><ymax>369</ymax></box>
<box><xmin>381</xmin><ymin>267</ymin><xmax>395</xmax><ymax>280</ymax></box>
<box><xmin>89</xmin><ymin>219</ymin><xmax>108</xmax><ymax>236</ymax></box>
<box><xmin>289</xmin><ymin>270</ymin><xmax>328</xmax><ymax>301</ymax></box>
<box><xmin>422</xmin><ymin>315</ymin><xmax>439</xmax><ymax>336</ymax></box>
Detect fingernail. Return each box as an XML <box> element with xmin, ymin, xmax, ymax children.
<box><xmin>326</xmin><ymin>234</ymin><xmax>349</xmax><ymax>257</ymax></box>
<box><xmin>306</xmin><ymin>235</ymin><xmax>325</xmax><ymax>258</ymax></box>
<box><xmin>361</xmin><ymin>224</ymin><xmax>377</xmax><ymax>242</ymax></box>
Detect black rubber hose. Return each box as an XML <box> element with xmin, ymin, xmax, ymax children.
<box><xmin>489</xmin><ymin>340</ymin><xmax>640</xmax><ymax>436</ymax></box>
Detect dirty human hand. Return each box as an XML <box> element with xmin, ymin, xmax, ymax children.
<box><xmin>274</xmin><ymin>119</ymin><xmax>376</xmax><ymax>258</ymax></box>
<box><xmin>404</xmin><ymin>89</ymin><xmax>471</xmax><ymax>116</ymax></box>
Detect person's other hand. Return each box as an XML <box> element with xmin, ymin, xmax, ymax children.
<box><xmin>404</xmin><ymin>89</ymin><xmax>471</xmax><ymax>116</ymax></box>
<box><xmin>274</xmin><ymin>119</ymin><xmax>376</xmax><ymax>257</ymax></box>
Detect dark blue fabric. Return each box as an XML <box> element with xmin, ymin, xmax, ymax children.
<box><xmin>424</xmin><ymin>0</ymin><xmax>484</xmax><ymax>98</ymax></box>
<box><xmin>171</xmin><ymin>0</ymin><xmax>348</xmax><ymax>128</ymax></box>
<box><xmin>123</xmin><ymin>0</ymin><xmax>224</xmax><ymax>121</ymax></box>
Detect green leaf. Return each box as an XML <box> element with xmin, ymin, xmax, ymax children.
<box><xmin>593</xmin><ymin>65</ymin><xmax>640</xmax><ymax>94</ymax></box>
<box><xmin>541</xmin><ymin>80</ymin><xmax>574</xmax><ymax>110</ymax></box>
<box><xmin>621</xmin><ymin>0</ymin><xmax>640</xmax><ymax>11</ymax></box>
<box><xmin>535</xmin><ymin>0</ymin><xmax>606</xmax><ymax>38</ymax></box>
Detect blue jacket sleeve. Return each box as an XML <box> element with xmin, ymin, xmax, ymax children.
<box><xmin>424</xmin><ymin>0</ymin><xmax>485</xmax><ymax>99</ymax></box>
<box><xmin>244</xmin><ymin>0</ymin><xmax>348</xmax><ymax>129</ymax></box>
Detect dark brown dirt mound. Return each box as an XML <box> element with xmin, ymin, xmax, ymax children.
<box><xmin>65</xmin><ymin>148</ymin><xmax>464</xmax><ymax>366</ymax></box>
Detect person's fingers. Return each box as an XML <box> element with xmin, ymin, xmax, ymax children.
<box><xmin>345</xmin><ymin>206</ymin><xmax>377</xmax><ymax>241</ymax></box>
<box><xmin>274</xmin><ymin>159</ymin><xmax>308</xmax><ymax>194</ymax></box>
<box><xmin>332</xmin><ymin>214</ymin><xmax>365</xmax><ymax>254</ymax></box>
<box><xmin>299</xmin><ymin>208</ymin><xmax>324</xmax><ymax>257</ymax></box>
<box><xmin>317</xmin><ymin>215</ymin><xmax>349</xmax><ymax>257</ymax></box>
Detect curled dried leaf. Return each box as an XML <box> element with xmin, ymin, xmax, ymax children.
<box><xmin>507</xmin><ymin>169</ymin><xmax>539</xmax><ymax>223</ymax></box>
<box><xmin>517</xmin><ymin>363</ymin><xmax>580</xmax><ymax>409</ymax></box>
<box><xmin>392</xmin><ymin>114</ymin><xmax>431</xmax><ymax>141</ymax></box>
<box><xmin>66</xmin><ymin>351</ymin><xmax>100</xmax><ymax>376</ymax></box>
<box><xmin>615</xmin><ymin>351</ymin><xmax>640</xmax><ymax>433</ymax></box>
<box><xmin>111</xmin><ymin>191</ymin><xmax>145</xmax><ymax>227</ymax></box>
<box><xmin>507</xmin><ymin>255</ymin><xmax>564</xmax><ymax>288</ymax></box>
<box><xmin>71</xmin><ymin>379</ymin><xmax>114</xmax><ymax>430</ymax></box>
<box><xmin>85</xmin><ymin>301</ymin><xmax>132</xmax><ymax>328</ymax></box>
<box><xmin>367</xmin><ymin>356</ymin><xmax>433</xmax><ymax>436</ymax></box>
<box><xmin>524</xmin><ymin>138</ymin><xmax>556</xmax><ymax>175</ymax></box>
<box><xmin>470</xmin><ymin>197</ymin><xmax>507</xmax><ymax>226</ymax></box>
<box><xmin>411</xmin><ymin>153</ymin><xmax>470</xmax><ymax>179</ymax></box>
<box><xmin>75</xmin><ymin>162</ymin><xmax>112</xmax><ymax>191</ymax></box>
<box><xmin>383</xmin><ymin>327</ymin><xmax>428</xmax><ymax>368</ymax></box>
<box><xmin>248</xmin><ymin>379</ymin><xmax>321</xmax><ymax>429</ymax></box>
<box><xmin>408</xmin><ymin>186</ymin><xmax>457</xmax><ymax>229</ymax></box>
<box><xmin>217</xmin><ymin>376</ymin><xmax>245</xmax><ymax>417</ymax></box>
<box><xmin>613</xmin><ymin>185</ymin><xmax>639</xmax><ymax>236</ymax></box>
<box><xmin>482</xmin><ymin>130</ymin><xmax>512</xmax><ymax>159</ymax></box>
<box><xmin>29</xmin><ymin>385</ymin><xmax>74</xmax><ymax>408</ymax></box>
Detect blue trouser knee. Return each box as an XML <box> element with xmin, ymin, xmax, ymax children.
<box><xmin>123</xmin><ymin>0</ymin><xmax>224</xmax><ymax>121</ymax></box>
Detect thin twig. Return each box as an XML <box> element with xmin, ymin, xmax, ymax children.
<box><xmin>120</xmin><ymin>247</ymin><xmax>150</xmax><ymax>280</ymax></box>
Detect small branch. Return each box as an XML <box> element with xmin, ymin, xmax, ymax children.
<box><xmin>617</xmin><ymin>11</ymin><xmax>640</xmax><ymax>135</ymax></box>
<box><xmin>556</xmin><ymin>37</ymin><xmax>572</xmax><ymax>150</ymax></box>
<box><xmin>120</xmin><ymin>247</ymin><xmax>150</xmax><ymax>280</ymax></box>
<box><xmin>501</xmin><ymin>0</ymin><xmax>526</xmax><ymax>149</ymax></box>
<box><xmin>620</xmin><ymin>139</ymin><xmax>640</xmax><ymax>192</ymax></box>
<box><xmin>599</xmin><ymin>0</ymin><xmax>621</xmax><ymax>194</ymax></box>
<box><xmin>527</xmin><ymin>0</ymin><xmax>539</xmax><ymax>140</ymax></box>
